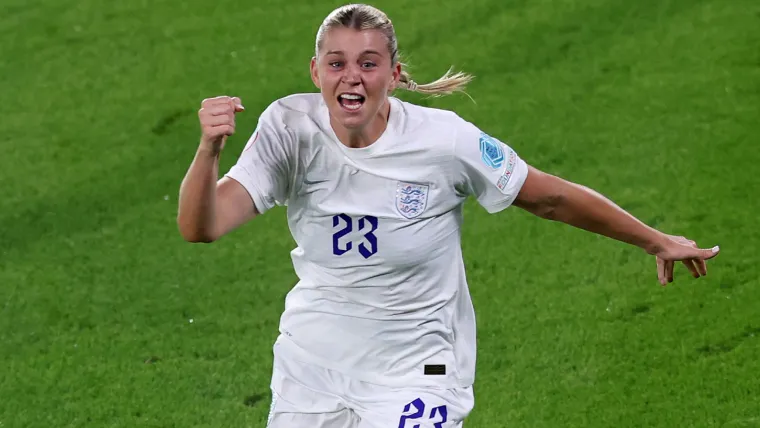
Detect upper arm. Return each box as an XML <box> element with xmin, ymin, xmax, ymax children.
<box><xmin>213</xmin><ymin>176</ymin><xmax>260</xmax><ymax>240</ymax></box>
<box><xmin>513</xmin><ymin>165</ymin><xmax>565</xmax><ymax>218</ymax></box>
<box><xmin>216</xmin><ymin>102</ymin><xmax>293</xmax><ymax>238</ymax></box>
<box><xmin>452</xmin><ymin>120</ymin><xmax>529</xmax><ymax>214</ymax></box>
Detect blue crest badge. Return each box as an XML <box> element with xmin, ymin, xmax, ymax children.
<box><xmin>396</xmin><ymin>182</ymin><xmax>429</xmax><ymax>219</ymax></box>
<box><xmin>479</xmin><ymin>133</ymin><xmax>504</xmax><ymax>169</ymax></box>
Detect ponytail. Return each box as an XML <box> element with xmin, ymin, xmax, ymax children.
<box><xmin>398</xmin><ymin>64</ymin><xmax>474</xmax><ymax>98</ymax></box>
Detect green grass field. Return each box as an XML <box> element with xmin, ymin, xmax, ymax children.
<box><xmin>2</xmin><ymin>0</ymin><xmax>759</xmax><ymax>426</ymax></box>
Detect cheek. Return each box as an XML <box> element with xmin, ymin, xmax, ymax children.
<box><xmin>319</xmin><ymin>71</ymin><xmax>340</xmax><ymax>89</ymax></box>
<box><xmin>368</xmin><ymin>74</ymin><xmax>392</xmax><ymax>95</ymax></box>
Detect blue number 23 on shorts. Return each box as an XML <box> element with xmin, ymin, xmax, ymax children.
<box><xmin>398</xmin><ymin>398</ymin><xmax>448</xmax><ymax>428</ymax></box>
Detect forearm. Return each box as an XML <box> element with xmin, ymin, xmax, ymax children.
<box><xmin>548</xmin><ymin>179</ymin><xmax>666</xmax><ymax>255</ymax></box>
<box><xmin>177</xmin><ymin>145</ymin><xmax>221</xmax><ymax>242</ymax></box>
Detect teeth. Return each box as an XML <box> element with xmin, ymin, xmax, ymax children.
<box><xmin>339</xmin><ymin>93</ymin><xmax>363</xmax><ymax>111</ymax></box>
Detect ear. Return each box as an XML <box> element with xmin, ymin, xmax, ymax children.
<box><xmin>390</xmin><ymin>61</ymin><xmax>402</xmax><ymax>92</ymax></box>
<box><xmin>310</xmin><ymin>56</ymin><xmax>321</xmax><ymax>89</ymax></box>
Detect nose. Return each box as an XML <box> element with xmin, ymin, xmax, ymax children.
<box><xmin>341</xmin><ymin>64</ymin><xmax>361</xmax><ymax>85</ymax></box>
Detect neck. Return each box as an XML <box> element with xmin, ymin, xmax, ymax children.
<box><xmin>331</xmin><ymin>99</ymin><xmax>391</xmax><ymax>149</ymax></box>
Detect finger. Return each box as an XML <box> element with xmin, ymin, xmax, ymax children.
<box><xmin>203</xmin><ymin>114</ymin><xmax>235</xmax><ymax>127</ymax></box>
<box><xmin>206</xmin><ymin>124</ymin><xmax>235</xmax><ymax>137</ymax></box>
<box><xmin>220</xmin><ymin>124</ymin><xmax>235</xmax><ymax>136</ymax></box>
<box><xmin>699</xmin><ymin>246</ymin><xmax>720</xmax><ymax>261</ymax></box>
<box><xmin>665</xmin><ymin>260</ymin><xmax>674</xmax><ymax>283</ymax></box>
<box><xmin>202</xmin><ymin>95</ymin><xmax>236</xmax><ymax>107</ymax></box>
<box><xmin>682</xmin><ymin>259</ymin><xmax>700</xmax><ymax>278</ymax></box>
<box><xmin>202</xmin><ymin>104</ymin><xmax>237</xmax><ymax>117</ymax></box>
<box><xmin>231</xmin><ymin>97</ymin><xmax>245</xmax><ymax>112</ymax></box>
<box><xmin>694</xmin><ymin>257</ymin><xmax>707</xmax><ymax>276</ymax></box>
<box><xmin>219</xmin><ymin>97</ymin><xmax>244</xmax><ymax>114</ymax></box>
<box><xmin>657</xmin><ymin>257</ymin><xmax>666</xmax><ymax>286</ymax></box>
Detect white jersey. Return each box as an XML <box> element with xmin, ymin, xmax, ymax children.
<box><xmin>225</xmin><ymin>93</ymin><xmax>528</xmax><ymax>389</ymax></box>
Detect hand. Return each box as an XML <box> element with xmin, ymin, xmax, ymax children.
<box><xmin>653</xmin><ymin>234</ymin><xmax>720</xmax><ymax>286</ymax></box>
<box><xmin>198</xmin><ymin>96</ymin><xmax>245</xmax><ymax>153</ymax></box>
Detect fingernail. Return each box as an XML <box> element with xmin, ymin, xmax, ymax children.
<box><xmin>711</xmin><ymin>246</ymin><xmax>720</xmax><ymax>253</ymax></box>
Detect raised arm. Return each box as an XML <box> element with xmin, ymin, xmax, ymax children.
<box><xmin>513</xmin><ymin>165</ymin><xmax>720</xmax><ymax>285</ymax></box>
<box><xmin>177</xmin><ymin>96</ymin><xmax>259</xmax><ymax>243</ymax></box>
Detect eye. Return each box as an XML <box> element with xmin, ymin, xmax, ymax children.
<box><xmin>361</xmin><ymin>62</ymin><xmax>377</xmax><ymax>69</ymax></box>
<box><xmin>329</xmin><ymin>61</ymin><xmax>343</xmax><ymax>68</ymax></box>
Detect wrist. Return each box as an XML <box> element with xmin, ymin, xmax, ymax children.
<box><xmin>197</xmin><ymin>140</ymin><xmax>222</xmax><ymax>158</ymax></box>
<box><xmin>642</xmin><ymin>229</ymin><xmax>668</xmax><ymax>255</ymax></box>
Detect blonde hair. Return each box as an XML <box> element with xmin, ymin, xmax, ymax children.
<box><xmin>315</xmin><ymin>4</ymin><xmax>474</xmax><ymax>97</ymax></box>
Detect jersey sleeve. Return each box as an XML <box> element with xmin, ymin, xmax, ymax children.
<box><xmin>452</xmin><ymin>119</ymin><xmax>529</xmax><ymax>214</ymax></box>
<box><xmin>223</xmin><ymin>103</ymin><xmax>292</xmax><ymax>215</ymax></box>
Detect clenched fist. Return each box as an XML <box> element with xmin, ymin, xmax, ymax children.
<box><xmin>198</xmin><ymin>96</ymin><xmax>245</xmax><ymax>153</ymax></box>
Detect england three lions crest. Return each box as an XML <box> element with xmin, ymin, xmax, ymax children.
<box><xmin>396</xmin><ymin>182</ymin><xmax>429</xmax><ymax>219</ymax></box>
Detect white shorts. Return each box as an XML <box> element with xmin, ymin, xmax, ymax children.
<box><xmin>266</xmin><ymin>342</ymin><xmax>475</xmax><ymax>428</ymax></box>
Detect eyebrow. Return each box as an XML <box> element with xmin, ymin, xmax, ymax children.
<box><xmin>325</xmin><ymin>50</ymin><xmax>383</xmax><ymax>56</ymax></box>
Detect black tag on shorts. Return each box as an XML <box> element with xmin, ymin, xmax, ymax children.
<box><xmin>424</xmin><ymin>365</ymin><xmax>446</xmax><ymax>375</ymax></box>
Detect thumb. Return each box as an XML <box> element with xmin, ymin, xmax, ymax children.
<box><xmin>232</xmin><ymin>97</ymin><xmax>245</xmax><ymax>112</ymax></box>
<box><xmin>698</xmin><ymin>245</ymin><xmax>720</xmax><ymax>260</ymax></box>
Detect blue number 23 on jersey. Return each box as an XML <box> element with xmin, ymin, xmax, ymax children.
<box><xmin>332</xmin><ymin>214</ymin><xmax>379</xmax><ymax>259</ymax></box>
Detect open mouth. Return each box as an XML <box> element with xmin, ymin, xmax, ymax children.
<box><xmin>338</xmin><ymin>93</ymin><xmax>365</xmax><ymax>111</ymax></box>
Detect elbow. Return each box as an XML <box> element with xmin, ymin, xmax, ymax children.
<box><xmin>515</xmin><ymin>166</ymin><xmax>567</xmax><ymax>221</ymax></box>
<box><xmin>183</xmin><ymin>234</ymin><xmax>216</xmax><ymax>244</ymax></box>
<box><xmin>176</xmin><ymin>216</ymin><xmax>217</xmax><ymax>243</ymax></box>
<box><xmin>536</xmin><ymin>194</ymin><xmax>564</xmax><ymax>221</ymax></box>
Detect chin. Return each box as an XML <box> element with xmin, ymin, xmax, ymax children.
<box><xmin>330</xmin><ymin>105</ymin><xmax>369</xmax><ymax>129</ymax></box>
<box><xmin>339</xmin><ymin>115</ymin><xmax>369</xmax><ymax>130</ymax></box>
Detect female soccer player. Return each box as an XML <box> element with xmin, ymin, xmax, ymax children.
<box><xmin>177</xmin><ymin>4</ymin><xmax>719</xmax><ymax>427</ymax></box>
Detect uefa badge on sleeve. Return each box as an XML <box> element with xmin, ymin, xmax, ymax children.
<box><xmin>497</xmin><ymin>149</ymin><xmax>518</xmax><ymax>193</ymax></box>
<box><xmin>479</xmin><ymin>132</ymin><xmax>505</xmax><ymax>169</ymax></box>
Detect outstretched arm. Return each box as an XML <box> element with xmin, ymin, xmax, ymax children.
<box><xmin>513</xmin><ymin>165</ymin><xmax>720</xmax><ymax>286</ymax></box>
